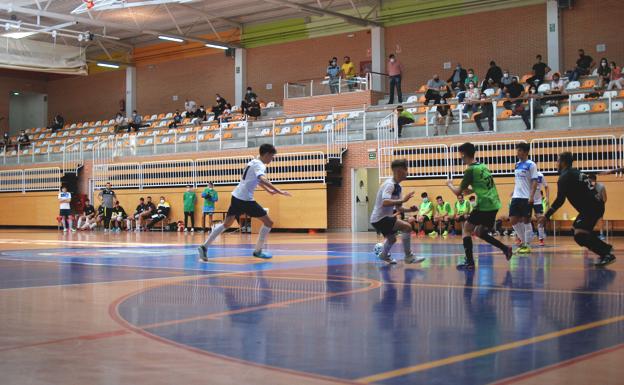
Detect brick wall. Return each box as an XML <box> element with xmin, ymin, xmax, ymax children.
<box><xmin>560</xmin><ymin>0</ymin><xmax>624</xmax><ymax>72</ymax></box>
<box><xmin>0</xmin><ymin>69</ymin><xmax>48</xmax><ymax>134</ymax></box>
<box><xmin>283</xmin><ymin>90</ymin><xmax>383</xmax><ymax>115</ymax></box>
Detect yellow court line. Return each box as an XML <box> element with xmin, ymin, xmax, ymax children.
<box><xmin>356</xmin><ymin>314</ymin><xmax>624</xmax><ymax>383</ymax></box>
<box><xmin>179</xmin><ymin>283</ymin><xmax>329</xmax><ymax>295</ymax></box>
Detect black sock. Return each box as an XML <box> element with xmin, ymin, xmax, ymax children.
<box><xmin>579</xmin><ymin>233</ymin><xmax>613</xmax><ymax>256</ymax></box>
<box><xmin>462</xmin><ymin>236</ymin><xmax>474</xmax><ymax>263</ymax></box>
<box><xmin>480</xmin><ymin>230</ymin><xmax>509</xmax><ymax>252</ymax></box>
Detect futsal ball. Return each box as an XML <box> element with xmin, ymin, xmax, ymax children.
<box><xmin>373</xmin><ymin>242</ymin><xmax>384</xmax><ymax>256</ymax></box>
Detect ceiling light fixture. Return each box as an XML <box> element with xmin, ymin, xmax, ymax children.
<box><xmin>96</xmin><ymin>62</ymin><xmax>120</xmax><ymax>69</ymax></box>
<box><xmin>158</xmin><ymin>35</ymin><xmax>184</xmax><ymax>43</ymax></box>
<box><xmin>205</xmin><ymin>43</ymin><xmax>228</xmax><ymax>50</ymax></box>
<box><xmin>2</xmin><ymin>31</ymin><xmax>38</xmax><ymax>39</ymax></box>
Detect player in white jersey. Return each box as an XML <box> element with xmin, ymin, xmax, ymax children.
<box><xmin>532</xmin><ymin>172</ymin><xmax>549</xmax><ymax>246</ymax></box>
<box><xmin>509</xmin><ymin>142</ymin><xmax>539</xmax><ymax>254</ymax></box>
<box><xmin>370</xmin><ymin>159</ymin><xmax>425</xmax><ymax>265</ymax></box>
<box><xmin>198</xmin><ymin>144</ymin><xmax>291</xmax><ymax>261</ymax></box>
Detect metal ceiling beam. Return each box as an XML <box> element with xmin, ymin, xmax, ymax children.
<box><xmin>0</xmin><ymin>3</ymin><xmax>241</xmax><ymax>48</ymax></box>
<box><xmin>262</xmin><ymin>0</ymin><xmax>381</xmax><ymax>27</ymax></box>
<box><xmin>174</xmin><ymin>3</ymin><xmax>242</xmax><ymax>29</ymax></box>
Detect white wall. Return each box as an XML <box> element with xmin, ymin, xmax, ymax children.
<box><xmin>9</xmin><ymin>92</ymin><xmax>47</xmax><ymax>134</ymax></box>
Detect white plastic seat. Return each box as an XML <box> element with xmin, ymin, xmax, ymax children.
<box><xmin>165</xmin><ymin>112</ymin><xmax>173</xmax><ymax>118</ymax></box>
<box><xmin>575</xmin><ymin>103</ymin><xmax>591</xmax><ymax>113</ymax></box>
<box><xmin>303</xmin><ymin>124</ymin><xmax>312</xmax><ymax>133</ymax></box>
<box><xmin>537</xmin><ymin>83</ymin><xmax>550</xmax><ymax>93</ymax></box>
<box><xmin>231</xmin><ymin>105</ymin><xmax>240</xmax><ymax>112</ymax></box>
<box><xmin>284</xmin><ymin>118</ymin><xmax>295</xmax><ymax>124</ymax></box>
<box><xmin>566</xmin><ymin>81</ymin><xmax>580</xmax><ymax>90</ymax></box>
<box><xmin>266</xmin><ymin>101</ymin><xmax>276</xmax><ymax>108</ymax></box>
<box><xmin>161</xmin><ymin>137</ymin><xmax>170</xmax><ymax>144</ymax></box>
<box><xmin>95</xmin><ymin>121</ymin><xmax>101</xmax><ymax>126</ymax></box>
<box><xmin>281</xmin><ymin>126</ymin><xmax>291</xmax><ymax>135</ymax></box>
<box><xmin>570</xmin><ymin>93</ymin><xmax>585</xmax><ymax>101</ymax></box>
<box><xmin>542</xmin><ymin>106</ymin><xmax>559</xmax><ymax>116</ymax></box>
<box><xmin>483</xmin><ymin>88</ymin><xmax>495</xmax><ymax>97</ymax></box>
<box><xmin>611</xmin><ymin>101</ymin><xmax>623</xmax><ymax>111</ymax></box>
<box><xmin>145</xmin><ymin>138</ymin><xmax>153</xmax><ymax>145</ymax></box>
<box><xmin>259</xmin><ymin>128</ymin><xmax>270</xmax><ymax>137</ymax></box>
<box><xmin>150</xmin><ymin>114</ymin><xmax>158</xmax><ymax>121</ymax></box>
<box><xmin>601</xmin><ymin>90</ymin><xmax>618</xmax><ymax>99</ymax></box>
<box><xmin>70</xmin><ymin>123</ymin><xmax>77</xmax><ymax>129</ymax></box>
<box><xmin>406</xmin><ymin>95</ymin><xmax>418</xmax><ymax>104</ymax></box>
<box><xmin>178</xmin><ymin>135</ymin><xmax>187</xmax><ymax>143</ymax></box>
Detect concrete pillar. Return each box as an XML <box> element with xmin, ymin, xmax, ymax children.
<box><xmin>546</xmin><ymin>0</ymin><xmax>561</xmax><ymax>73</ymax></box>
<box><xmin>125</xmin><ymin>66</ymin><xmax>136</xmax><ymax>118</ymax></box>
<box><xmin>234</xmin><ymin>48</ymin><xmax>246</xmax><ymax>106</ymax></box>
<box><xmin>371</xmin><ymin>26</ymin><xmax>385</xmax><ymax>92</ymax></box>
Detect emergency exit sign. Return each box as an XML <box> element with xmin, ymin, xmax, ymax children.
<box><xmin>368</xmin><ymin>149</ymin><xmax>376</xmax><ymax>160</ymax></box>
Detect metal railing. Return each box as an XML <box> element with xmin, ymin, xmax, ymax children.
<box><xmin>266</xmin><ymin>152</ymin><xmax>326</xmax><ymax>183</ymax></box>
<box><xmin>62</xmin><ymin>141</ymin><xmax>83</xmax><ymax>173</ymax></box>
<box><xmin>284</xmin><ymin>76</ymin><xmax>369</xmax><ymax>99</ymax></box>
<box><xmin>23</xmin><ymin>167</ymin><xmax>62</xmax><ymax>191</ymax></box>
<box><xmin>196</xmin><ymin>156</ymin><xmax>254</xmax><ymax>186</ymax></box>
<box><xmin>450</xmin><ymin>140</ymin><xmax>527</xmax><ymax>177</ymax></box>
<box><xmin>93</xmin><ymin>163</ymin><xmax>142</xmax><ymax>189</ymax></box>
<box><xmin>532</xmin><ymin>135</ymin><xmax>618</xmax><ymax>174</ymax></box>
<box><xmin>327</xmin><ymin>116</ymin><xmax>349</xmax><ymax>161</ymax></box>
<box><xmin>141</xmin><ymin>159</ymin><xmax>195</xmax><ymax>188</ymax></box>
<box><xmin>379</xmin><ymin>145</ymin><xmax>450</xmax><ymax>179</ymax></box>
<box><xmin>376</xmin><ymin>112</ymin><xmax>398</xmax><ymax>177</ymax></box>
<box><xmin>0</xmin><ymin>169</ymin><xmax>24</xmax><ymax>192</ymax></box>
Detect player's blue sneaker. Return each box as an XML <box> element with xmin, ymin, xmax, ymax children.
<box><xmin>198</xmin><ymin>245</ymin><xmax>208</xmax><ymax>262</ymax></box>
<box><xmin>253</xmin><ymin>250</ymin><xmax>273</xmax><ymax>259</ymax></box>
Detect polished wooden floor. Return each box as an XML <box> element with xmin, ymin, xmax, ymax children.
<box><xmin>0</xmin><ymin>229</ymin><xmax>622</xmax><ymax>385</ymax></box>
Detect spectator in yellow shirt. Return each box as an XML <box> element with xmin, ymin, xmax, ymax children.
<box><xmin>341</xmin><ymin>56</ymin><xmax>356</xmax><ymax>91</ymax></box>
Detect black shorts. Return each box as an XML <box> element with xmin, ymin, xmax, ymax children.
<box><xmin>573</xmin><ymin>204</ymin><xmax>605</xmax><ymax>232</ymax></box>
<box><xmin>227</xmin><ymin>196</ymin><xmax>267</xmax><ymax>218</ymax></box>
<box><xmin>455</xmin><ymin>214</ymin><xmax>468</xmax><ymax>222</ymax></box>
<box><xmin>419</xmin><ymin>215</ymin><xmax>430</xmax><ymax>221</ymax></box>
<box><xmin>468</xmin><ymin>210</ymin><xmax>498</xmax><ymax>228</ymax></box>
<box><xmin>509</xmin><ymin>198</ymin><xmax>531</xmax><ymax>218</ymax></box>
<box><xmin>59</xmin><ymin>209</ymin><xmax>72</xmax><ymax>217</ymax></box>
<box><xmin>372</xmin><ymin>216</ymin><xmax>397</xmax><ymax>236</ymax></box>
<box><xmin>532</xmin><ymin>204</ymin><xmax>544</xmax><ymax>215</ymax></box>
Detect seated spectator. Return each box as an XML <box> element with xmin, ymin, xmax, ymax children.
<box><xmin>127</xmin><ymin>197</ymin><xmax>146</xmax><ymax>231</ymax></box>
<box><xmin>411</xmin><ymin>192</ymin><xmax>434</xmax><ymax>237</ymax></box>
<box><xmin>473</xmin><ymin>94</ymin><xmax>494</xmax><ymax>132</ymax></box>
<box><xmin>434</xmin><ymin>97</ymin><xmax>453</xmax><ymax>136</ymax></box>
<box><xmin>17</xmin><ymin>130</ymin><xmax>30</xmax><ymax>147</ymax></box>
<box><xmin>77</xmin><ymin>198</ymin><xmax>96</xmax><ymax>231</ymax></box>
<box><xmin>433</xmin><ymin>195</ymin><xmax>453</xmax><ymax>237</ymax></box>
<box><xmin>608</xmin><ymin>61</ymin><xmax>623</xmax><ymax>90</ymax></box>
<box><xmin>453</xmin><ymin>193</ymin><xmax>471</xmax><ymax>234</ymax></box>
<box><xmin>543</xmin><ymin>72</ymin><xmax>567</xmax><ymax>104</ymax></box>
<box><xmin>184</xmin><ymin>99</ymin><xmax>197</xmax><ymax>115</ymax></box>
<box><xmin>146</xmin><ymin>196</ymin><xmax>171</xmax><ymax>229</ymax></box>
<box><xmin>462</xmin><ymin>82</ymin><xmax>480</xmax><ymax>114</ymax></box>
<box><xmin>526</xmin><ymin>54</ymin><xmax>551</xmax><ymax>86</ymax></box>
<box><xmin>464</xmin><ymin>68</ymin><xmax>478</xmax><ymax>89</ymax></box>
<box><xmin>191</xmin><ymin>105</ymin><xmax>207</xmax><ymax>125</ymax></box>
<box><xmin>498</xmin><ymin>70</ymin><xmax>513</xmax><ymax>97</ymax></box>
<box><xmin>47</xmin><ymin>114</ymin><xmax>64</xmax><ymax>132</ymax></box>
<box><xmin>113</xmin><ymin>112</ymin><xmax>127</xmax><ymax>134</ymax></box>
<box><xmin>128</xmin><ymin>110</ymin><xmax>148</xmax><ymax>132</ymax></box>
<box><xmin>240</xmin><ymin>87</ymin><xmax>257</xmax><ymax>115</ymax></box>
<box><xmin>341</xmin><ymin>56</ymin><xmax>357</xmax><ymax>91</ymax></box>
<box><xmin>136</xmin><ymin>196</ymin><xmax>156</xmax><ymax>231</ymax></box>
<box><xmin>448</xmin><ymin>63</ymin><xmax>467</xmax><ymax>91</ymax></box>
<box><xmin>502</xmin><ymin>77</ymin><xmax>525</xmax><ymax>111</ymax></box>
<box><xmin>424</xmin><ymin>74</ymin><xmax>446</xmax><ymax>105</ymax></box>
<box><xmin>246</xmin><ymin>97</ymin><xmax>261</xmax><ymax>120</ymax></box>
<box><xmin>212</xmin><ymin>94</ymin><xmax>227</xmax><ymax>117</ymax></box>
<box><xmin>219</xmin><ymin>104</ymin><xmax>233</xmax><ymax>122</ymax></box>
<box><xmin>483</xmin><ymin>61</ymin><xmax>503</xmax><ymax>91</ymax></box>
<box><xmin>597</xmin><ymin>58</ymin><xmax>611</xmax><ymax>89</ymax></box>
<box><xmin>326</xmin><ymin>58</ymin><xmax>340</xmax><ymax>94</ymax></box>
<box><xmin>1</xmin><ymin>132</ymin><xmax>11</xmax><ymax>149</ymax></box>
<box><xmin>110</xmin><ymin>201</ymin><xmax>128</xmax><ymax>232</ymax></box>
<box><xmin>395</xmin><ymin>105</ymin><xmax>415</xmax><ymax>138</ymax></box>
<box><xmin>567</xmin><ymin>48</ymin><xmax>595</xmax><ymax>82</ymax></box>
<box><xmin>168</xmin><ymin>110</ymin><xmax>183</xmax><ymax>128</ymax></box>
<box><xmin>520</xmin><ymin>85</ymin><xmax>544</xmax><ymax>130</ymax></box>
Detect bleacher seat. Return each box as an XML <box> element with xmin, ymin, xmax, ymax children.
<box><xmin>575</xmin><ymin>104</ymin><xmax>591</xmax><ymax>113</ymax></box>
<box><xmin>570</xmin><ymin>93</ymin><xmax>585</xmax><ymax>101</ymax></box>
<box><xmin>566</xmin><ymin>81</ymin><xmax>580</xmax><ymax>91</ymax></box>
<box><xmin>559</xmin><ymin>105</ymin><xmax>570</xmax><ymax>115</ymax></box>
<box><xmin>601</xmin><ymin>91</ymin><xmax>618</xmax><ymax>99</ymax></box>
<box><xmin>303</xmin><ymin>125</ymin><xmax>312</xmax><ymax>133</ymax></box>
<box><xmin>484</xmin><ymin>88</ymin><xmax>496</xmax><ymax>97</ymax></box>
<box><xmin>498</xmin><ymin>110</ymin><xmax>513</xmax><ymax>120</ymax></box>
<box><xmin>581</xmin><ymin>79</ymin><xmax>596</xmax><ymax>89</ymax></box>
<box><xmin>406</xmin><ymin>95</ymin><xmax>418</xmax><ymax>104</ymax></box>
<box><xmin>266</xmin><ymin>101</ymin><xmax>276</xmax><ymax>108</ymax></box>
<box><xmin>591</xmin><ymin>103</ymin><xmax>607</xmax><ymax>113</ymax></box>
<box><xmin>165</xmin><ymin>112</ymin><xmax>173</xmax><ymax>118</ymax></box>
<box><xmin>281</xmin><ymin>127</ymin><xmax>291</xmax><ymax>135</ymax></box>
<box><xmin>611</xmin><ymin>101</ymin><xmax>623</xmax><ymax>111</ymax></box>
<box><xmin>538</xmin><ymin>84</ymin><xmax>550</xmax><ymax>93</ymax></box>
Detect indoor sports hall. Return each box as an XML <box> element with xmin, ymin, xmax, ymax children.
<box><xmin>1</xmin><ymin>1</ymin><xmax>623</xmax><ymax>384</ymax></box>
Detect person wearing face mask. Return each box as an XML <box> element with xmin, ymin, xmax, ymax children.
<box><xmin>387</xmin><ymin>54</ymin><xmax>403</xmax><ymax>104</ymax></box>
<box><xmin>526</xmin><ymin>54</ymin><xmax>551</xmax><ymax>86</ymax></box>
<box><xmin>341</xmin><ymin>56</ymin><xmax>356</xmax><ymax>91</ymax></box>
<box><xmin>544</xmin><ymin>73</ymin><xmax>567</xmax><ymax>104</ymax></box>
<box><xmin>483</xmin><ymin>61</ymin><xmax>503</xmax><ymax>91</ymax></box>
<box><xmin>1</xmin><ymin>132</ymin><xmax>12</xmax><ymax>149</ymax></box>
<box><xmin>567</xmin><ymin>49</ymin><xmax>595</xmax><ymax>82</ymax></box>
<box><xmin>607</xmin><ymin>61</ymin><xmax>623</xmax><ymax>90</ymax></box>
<box><xmin>146</xmin><ymin>196</ymin><xmax>171</xmax><ymax>230</ymax></box>
<box><xmin>448</xmin><ymin>63</ymin><xmax>467</xmax><ymax>91</ymax></box>
<box><xmin>498</xmin><ymin>70</ymin><xmax>513</xmax><ymax>97</ymax></box>
<box><xmin>502</xmin><ymin>77</ymin><xmax>525</xmax><ymax>112</ymax></box>
<box><xmin>463</xmin><ymin>68</ymin><xmax>479</xmax><ymax>89</ymax></box>
<box><xmin>247</xmin><ymin>97</ymin><xmax>262</xmax><ymax>120</ymax></box>
<box><xmin>97</xmin><ymin>182</ymin><xmax>117</xmax><ymax>232</ymax></box>
<box><xmin>17</xmin><ymin>130</ymin><xmax>30</xmax><ymax>147</ymax></box>
<box><xmin>597</xmin><ymin>58</ymin><xmax>611</xmax><ymax>89</ymax></box>
<box><xmin>128</xmin><ymin>110</ymin><xmax>148</xmax><ymax>132</ymax></box>
<box><xmin>212</xmin><ymin>94</ymin><xmax>227</xmax><ymax>117</ymax></box>
<box><xmin>434</xmin><ymin>97</ymin><xmax>453</xmax><ymax>136</ymax></box>
<box><xmin>425</xmin><ymin>74</ymin><xmax>447</xmax><ymax>106</ymax></box>
<box><xmin>168</xmin><ymin>110</ymin><xmax>183</xmax><ymax>129</ymax></box>
<box><xmin>191</xmin><ymin>105</ymin><xmax>207</xmax><ymax>125</ymax></box>
<box><xmin>184</xmin><ymin>99</ymin><xmax>196</xmax><ymax>115</ymax></box>
<box><xmin>462</xmin><ymin>81</ymin><xmax>480</xmax><ymax>115</ymax></box>
<box><xmin>473</xmin><ymin>94</ymin><xmax>494</xmax><ymax>132</ymax></box>
<box><xmin>326</xmin><ymin>58</ymin><xmax>341</xmax><ymax>94</ymax></box>
<box><xmin>241</xmin><ymin>87</ymin><xmax>257</xmax><ymax>115</ymax></box>
<box><xmin>412</xmin><ymin>192</ymin><xmax>434</xmax><ymax>237</ymax></box>
<box><xmin>520</xmin><ymin>85</ymin><xmax>543</xmax><ymax>130</ymax></box>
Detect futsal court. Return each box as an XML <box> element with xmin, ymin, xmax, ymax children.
<box><xmin>1</xmin><ymin>229</ymin><xmax>623</xmax><ymax>385</ymax></box>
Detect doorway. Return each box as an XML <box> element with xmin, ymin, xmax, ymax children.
<box><xmin>9</xmin><ymin>91</ymin><xmax>47</xmax><ymax>134</ymax></box>
<box><xmin>352</xmin><ymin>167</ymin><xmax>380</xmax><ymax>232</ymax></box>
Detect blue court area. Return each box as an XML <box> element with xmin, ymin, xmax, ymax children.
<box><xmin>2</xmin><ymin>240</ymin><xmax>624</xmax><ymax>384</ymax></box>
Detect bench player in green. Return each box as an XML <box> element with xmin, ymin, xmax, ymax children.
<box><xmin>453</xmin><ymin>193</ymin><xmax>471</xmax><ymax>235</ymax></box>
<box><xmin>447</xmin><ymin>142</ymin><xmax>513</xmax><ymax>270</ymax></box>
<box><xmin>433</xmin><ymin>195</ymin><xmax>453</xmax><ymax>237</ymax></box>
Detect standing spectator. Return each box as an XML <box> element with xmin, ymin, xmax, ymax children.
<box><xmin>502</xmin><ymin>77</ymin><xmax>525</xmax><ymax>111</ymax></box>
<box><xmin>464</xmin><ymin>68</ymin><xmax>479</xmax><ymax>89</ymax></box>
<box><xmin>520</xmin><ymin>85</ymin><xmax>544</xmax><ymax>130</ymax></box>
<box><xmin>341</xmin><ymin>56</ymin><xmax>357</xmax><ymax>91</ymax></box>
<box><xmin>597</xmin><ymin>58</ymin><xmax>611</xmax><ymax>89</ymax></box>
<box><xmin>212</xmin><ymin>94</ymin><xmax>227</xmax><ymax>117</ymax></box>
<box><xmin>184</xmin><ymin>99</ymin><xmax>196</xmax><ymax>115</ymax></box>
<box><xmin>424</xmin><ymin>74</ymin><xmax>446</xmax><ymax>105</ymax></box>
<box><xmin>17</xmin><ymin>130</ymin><xmax>30</xmax><ymax>147</ymax></box>
<box><xmin>183</xmin><ymin>185</ymin><xmax>196</xmax><ymax>232</ymax></box>
<box><xmin>168</xmin><ymin>110</ymin><xmax>183</xmax><ymax>129</ymax></box>
<box><xmin>58</xmin><ymin>185</ymin><xmax>74</xmax><ymax>232</ymax></box>
<box><xmin>526</xmin><ymin>55</ymin><xmax>551</xmax><ymax>86</ymax></box>
<box><xmin>608</xmin><ymin>61</ymin><xmax>623</xmax><ymax>90</ymax></box>
<box><xmin>110</xmin><ymin>201</ymin><xmax>128</xmax><ymax>232</ymax></box>
<box><xmin>326</xmin><ymin>58</ymin><xmax>341</xmax><ymax>94</ymax></box>
<box><xmin>241</xmin><ymin>87</ymin><xmax>257</xmax><ymax>115</ymax></box>
<box><xmin>201</xmin><ymin>182</ymin><xmax>218</xmax><ymax>232</ymax></box>
<box><xmin>483</xmin><ymin>61</ymin><xmax>503</xmax><ymax>90</ymax></box>
<box><xmin>434</xmin><ymin>97</ymin><xmax>453</xmax><ymax>136</ymax></box>
<box><xmin>387</xmin><ymin>54</ymin><xmax>403</xmax><ymax>104</ymax></box>
<box><xmin>473</xmin><ymin>94</ymin><xmax>494</xmax><ymax>132</ymax></box>
<box><xmin>191</xmin><ymin>106</ymin><xmax>207</xmax><ymax>125</ymax></box>
<box><xmin>146</xmin><ymin>196</ymin><xmax>171</xmax><ymax>230</ymax></box>
<box><xmin>97</xmin><ymin>182</ymin><xmax>116</xmax><ymax>232</ymax></box>
<box><xmin>568</xmin><ymin>49</ymin><xmax>595</xmax><ymax>81</ymax></box>
<box><xmin>77</xmin><ymin>198</ymin><xmax>95</xmax><ymax>230</ymax></box>
<box><xmin>1</xmin><ymin>132</ymin><xmax>10</xmax><ymax>149</ymax></box>
<box><xmin>448</xmin><ymin>63</ymin><xmax>467</xmax><ymax>91</ymax></box>
<box><xmin>395</xmin><ymin>105</ymin><xmax>414</xmax><ymax>138</ymax></box>
<box><xmin>48</xmin><ymin>114</ymin><xmax>64</xmax><ymax>132</ymax></box>
<box><xmin>246</xmin><ymin>97</ymin><xmax>262</xmax><ymax>120</ymax></box>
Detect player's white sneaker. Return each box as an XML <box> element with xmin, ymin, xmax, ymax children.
<box><xmin>379</xmin><ymin>253</ymin><xmax>397</xmax><ymax>265</ymax></box>
<box><xmin>404</xmin><ymin>253</ymin><xmax>425</xmax><ymax>264</ymax></box>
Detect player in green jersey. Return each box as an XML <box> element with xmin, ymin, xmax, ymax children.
<box><xmin>447</xmin><ymin>142</ymin><xmax>513</xmax><ymax>270</ymax></box>
<box><xmin>453</xmin><ymin>193</ymin><xmax>471</xmax><ymax>235</ymax></box>
<box><xmin>433</xmin><ymin>195</ymin><xmax>454</xmax><ymax>237</ymax></box>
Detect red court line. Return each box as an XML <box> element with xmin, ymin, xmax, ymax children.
<box><xmin>491</xmin><ymin>342</ymin><xmax>624</xmax><ymax>385</ymax></box>
<box><xmin>0</xmin><ymin>330</ymin><xmax>129</xmax><ymax>352</ymax></box>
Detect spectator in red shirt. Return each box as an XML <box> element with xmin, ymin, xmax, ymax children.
<box><xmin>387</xmin><ymin>54</ymin><xmax>403</xmax><ymax>104</ymax></box>
<box><xmin>607</xmin><ymin>61</ymin><xmax>623</xmax><ymax>90</ymax></box>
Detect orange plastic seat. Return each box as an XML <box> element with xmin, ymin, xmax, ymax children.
<box><xmin>581</xmin><ymin>79</ymin><xmax>596</xmax><ymax>89</ymax></box>
<box><xmin>418</xmin><ymin>85</ymin><xmax>427</xmax><ymax>92</ymax></box>
<box><xmin>498</xmin><ymin>109</ymin><xmax>513</xmax><ymax>120</ymax></box>
<box><xmin>416</xmin><ymin>116</ymin><xmax>427</xmax><ymax>125</ymax></box>
<box><xmin>591</xmin><ymin>102</ymin><xmax>606</xmax><ymax>112</ymax></box>
<box><xmin>223</xmin><ymin>132</ymin><xmax>233</xmax><ymax>139</ymax></box>
<box><xmin>559</xmin><ymin>105</ymin><xmax>570</xmax><ymax>115</ymax></box>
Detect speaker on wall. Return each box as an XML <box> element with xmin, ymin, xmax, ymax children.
<box><xmin>225</xmin><ymin>48</ymin><xmax>235</xmax><ymax>57</ymax></box>
<box><xmin>558</xmin><ymin>0</ymin><xmax>573</xmax><ymax>9</ymax></box>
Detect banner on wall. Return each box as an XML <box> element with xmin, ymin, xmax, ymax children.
<box><xmin>0</xmin><ymin>37</ymin><xmax>87</xmax><ymax>75</ymax></box>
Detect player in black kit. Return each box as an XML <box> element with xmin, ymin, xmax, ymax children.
<box><xmin>541</xmin><ymin>152</ymin><xmax>616</xmax><ymax>267</ymax></box>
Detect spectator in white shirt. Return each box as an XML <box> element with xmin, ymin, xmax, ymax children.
<box><xmin>184</xmin><ymin>99</ymin><xmax>197</xmax><ymax>115</ymax></box>
<box><xmin>58</xmin><ymin>186</ymin><xmax>74</xmax><ymax>232</ymax></box>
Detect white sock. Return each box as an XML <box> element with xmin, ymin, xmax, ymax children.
<box><xmin>538</xmin><ymin>222</ymin><xmax>546</xmax><ymax>240</ymax></box>
<box><xmin>401</xmin><ymin>231</ymin><xmax>411</xmax><ymax>255</ymax></box>
<box><xmin>524</xmin><ymin>223</ymin><xmax>534</xmax><ymax>245</ymax></box>
<box><xmin>513</xmin><ymin>223</ymin><xmax>525</xmax><ymax>244</ymax></box>
<box><xmin>255</xmin><ymin>225</ymin><xmax>271</xmax><ymax>252</ymax></box>
<box><xmin>203</xmin><ymin>224</ymin><xmax>225</xmax><ymax>247</ymax></box>
<box><xmin>382</xmin><ymin>235</ymin><xmax>396</xmax><ymax>256</ymax></box>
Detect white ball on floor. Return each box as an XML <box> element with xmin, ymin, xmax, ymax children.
<box><xmin>373</xmin><ymin>242</ymin><xmax>384</xmax><ymax>256</ymax></box>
